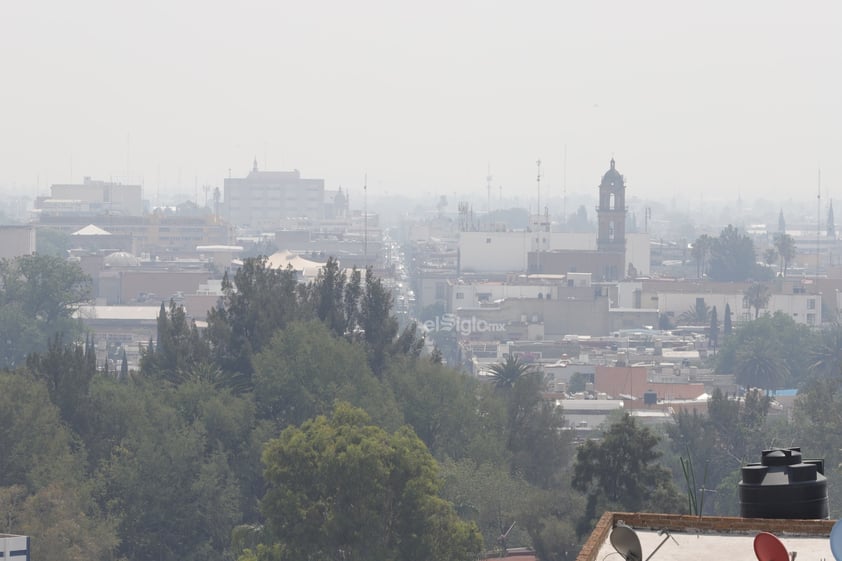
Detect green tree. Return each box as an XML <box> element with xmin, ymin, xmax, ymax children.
<box><xmin>439</xmin><ymin>459</ymin><xmax>533</xmax><ymax>553</ymax></box>
<box><xmin>360</xmin><ymin>267</ymin><xmax>399</xmax><ymax>376</ymax></box>
<box><xmin>763</xmin><ymin>247</ymin><xmax>778</xmax><ymax>269</ymax></box>
<box><xmin>708</xmin><ymin>225</ymin><xmax>759</xmax><ymax>282</ymax></box>
<box><xmin>250</xmin><ymin>403</ymin><xmax>482</xmax><ymax>561</ymax></box>
<box><xmin>0</xmin><ymin>372</ymin><xmax>84</xmax><ymax>489</ymax></box>
<box><xmin>716</xmin><ymin>312</ymin><xmax>809</xmax><ymax>388</ymax></box>
<box><xmin>251</xmin><ymin>320</ymin><xmax>400</xmax><ymax>430</ymax></box>
<box><xmin>773</xmin><ymin>232</ymin><xmax>796</xmax><ymax>277</ymax></box>
<box><xmin>505</xmin><ymin>372</ymin><xmax>572</xmax><ymax>488</ymax></box>
<box><xmin>120</xmin><ymin>348</ymin><xmax>129</xmax><ymax>379</ymax></box>
<box><xmin>690</xmin><ymin>234</ymin><xmax>712</xmax><ymax>279</ymax></box>
<box><xmin>572</xmin><ymin>413</ymin><xmax>681</xmax><ymax>515</ymax></box>
<box><xmin>744</xmin><ymin>282</ymin><xmax>771</xmax><ymax>320</ymax></box>
<box><xmin>310</xmin><ymin>256</ymin><xmax>348</xmax><ymax>336</ymax></box>
<box><xmin>723</xmin><ymin>303</ymin><xmax>733</xmax><ymax>336</ymax></box>
<box><xmin>17</xmin><ymin>483</ymin><xmax>120</xmax><ymax>561</ymax></box>
<box><xmin>26</xmin><ymin>335</ymin><xmax>97</xmax><ymax>434</ymax></box>
<box><xmin>96</xmin><ymin>383</ymin><xmax>244</xmax><ymax>561</ymax></box>
<box><xmin>709</xmin><ymin>305</ymin><xmax>719</xmax><ymax>350</ymax></box>
<box><xmin>806</xmin><ymin>323</ymin><xmax>842</xmax><ymax>381</ymax></box>
<box><xmin>487</xmin><ymin>354</ymin><xmax>533</xmax><ymax>390</ymax></box>
<box><xmin>735</xmin><ymin>336</ymin><xmax>789</xmax><ymax>390</ymax></box>
<box><xmin>792</xmin><ymin>376</ymin><xmax>842</xmax><ymax>509</ymax></box>
<box><xmin>141</xmin><ymin>299</ymin><xmax>212</xmax><ymax>384</ymax></box>
<box><xmin>0</xmin><ymin>254</ymin><xmax>91</xmax><ymax>368</ymax></box>
<box><xmin>679</xmin><ymin>300</ymin><xmax>710</xmax><ymax>325</ymax></box>
<box><xmin>205</xmin><ymin>257</ymin><xmax>303</xmax><ymax>377</ymax></box>
<box><xmin>387</xmin><ymin>355</ymin><xmax>504</xmax><ymax>463</ymax></box>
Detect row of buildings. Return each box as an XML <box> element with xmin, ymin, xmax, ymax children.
<box><xmin>0</xmin><ymin>161</ymin><xmax>388</xmax><ymax>369</ymax></box>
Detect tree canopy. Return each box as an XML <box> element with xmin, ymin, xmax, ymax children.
<box><xmin>0</xmin><ymin>254</ymin><xmax>91</xmax><ymax>368</ymax></box>
<box><xmin>246</xmin><ymin>403</ymin><xmax>482</xmax><ymax>561</ymax></box>
<box><xmin>707</xmin><ymin>225</ymin><xmax>765</xmax><ymax>282</ymax></box>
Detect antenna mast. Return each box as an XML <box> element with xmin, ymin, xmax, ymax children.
<box><xmin>563</xmin><ymin>144</ymin><xmax>567</xmax><ymax>225</ymax></box>
<box><xmin>486</xmin><ymin>163</ymin><xmax>492</xmax><ymax>217</ymax></box>
<box><xmin>364</xmin><ymin>174</ymin><xmax>368</xmax><ymax>267</ymax></box>
<box><xmin>536</xmin><ymin>159</ymin><xmax>542</xmax><ymax>273</ymax></box>
<box><xmin>817</xmin><ymin>168</ymin><xmax>822</xmax><ymax>276</ymax></box>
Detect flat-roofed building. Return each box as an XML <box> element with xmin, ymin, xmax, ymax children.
<box><xmin>223</xmin><ymin>161</ymin><xmax>325</xmax><ymax>230</ymax></box>
<box><xmin>0</xmin><ymin>225</ymin><xmax>35</xmax><ymax>259</ymax></box>
<box><xmin>46</xmin><ymin>177</ymin><xmax>143</xmax><ymax>216</ymax></box>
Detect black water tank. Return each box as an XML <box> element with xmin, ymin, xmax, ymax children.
<box><xmin>643</xmin><ymin>390</ymin><xmax>657</xmax><ymax>406</ymax></box>
<box><xmin>739</xmin><ymin>447</ymin><xmax>828</xmax><ymax>519</ymax></box>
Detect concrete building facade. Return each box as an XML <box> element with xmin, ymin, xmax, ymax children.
<box><xmin>46</xmin><ymin>177</ymin><xmax>143</xmax><ymax>216</ymax></box>
<box><xmin>223</xmin><ymin>161</ymin><xmax>325</xmax><ymax>230</ymax></box>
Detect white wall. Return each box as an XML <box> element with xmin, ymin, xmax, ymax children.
<box><xmin>459</xmin><ymin>231</ymin><xmax>529</xmax><ymax>272</ymax></box>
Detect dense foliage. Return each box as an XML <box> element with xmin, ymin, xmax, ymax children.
<box><xmin>5</xmin><ymin>253</ymin><xmax>842</xmax><ymax>560</ymax></box>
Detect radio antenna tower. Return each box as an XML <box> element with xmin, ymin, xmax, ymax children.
<box><xmin>364</xmin><ymin>173</ymin><xmax>368</xmax><ymax>267</ymax></box>
<box><xmin>817</xmin><ymin>167</ymin><xmax>822</xmax><ymax>276</ymax></box>
<box><xmin>486</xmin><ymin>163</ymin><xmax>492</xmax><ymax>215</ymax></box>
<box><xmin>536</xmin><ymin>159</ymin><xmax>542</xmax><ymax>273</ymax></box>
<box><xmin>563</xmin><ymin>144</ymin><xmax>567</xmax><ymax>224</ymax></box>
<box><xmin>536</xmin><ymin>159</ymin><xmax>542</xmax><ymax>223</ymax></box>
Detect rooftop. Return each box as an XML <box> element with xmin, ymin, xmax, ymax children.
<box><xmin>577</xmin><ymin>512</ymin><xmax>835</xmax><ymax>561</ymax></box>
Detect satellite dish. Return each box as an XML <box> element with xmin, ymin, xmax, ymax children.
<box><xmin>754</xmin><ymin>532</ymin><xmax>789</xmax><ymax>561</ymax></box>
<box><xmin>830</xmin><ymin>519</ymin><xmax>842</xmax><ymax>561</ymax></box>
<box><xmin>610</xmin><ymin>523</ymin><xmax>643</xmax><ymax>561</ymax></box>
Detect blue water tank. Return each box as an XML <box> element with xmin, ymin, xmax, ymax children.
<box><xmin>739</xmin><ymin>447</ymin><xmax>828</xmax><ymax>519</ymax></box>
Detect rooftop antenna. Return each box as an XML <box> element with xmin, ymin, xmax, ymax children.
<box><xmin>817</xmin><ymin>167</ymin><xmax>822</xmax><ymax>277</ymax></box>
<box><xmin>563</xmin><ymin>144</ymin><xmax>567</xmax><ymax>224</ymax></box>
<box><xmin>364</xmin><ymin>173</ymin><xmax>368</xmax><ymax>267</ymax></box>
<box><xmin>126</xmin><ymin>132</ymin><xmax>131</xmax><ymax>184</ymax></box>
<box><xmin>536</xmin><ymin>158</ymin><xmax>542</xmax><ymax>273</ymax></box>
<box><xmin>497</xmin><ymin>521</ymin><xmax>516</xmax><ymax>557</ymax></box>
<box><xmin>486</xmin><ymin>163</ymin><xmax>492</xmax><ymax>216</ymax></box>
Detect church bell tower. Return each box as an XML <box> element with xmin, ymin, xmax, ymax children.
<box><xmin>597</xmin><ymin>158</ymin><xmax>627</xmax><ymax>253</ymax></box>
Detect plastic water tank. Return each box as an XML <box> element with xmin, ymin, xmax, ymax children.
<box><xmin>739</xmin><ymin>447</ymin><xmax>828</xmax><ymax>519</ymax></box>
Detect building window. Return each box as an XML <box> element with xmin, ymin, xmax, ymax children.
<box><xmin>807</xmin><ymin>313</ymin><xmax>816</xmax><ymax>325</ymax></box>
<box><xmin>808</xmin><ymin>298</ymin><xmax>816</xmax><ymax>310</ymax></box>
<box><xmin>435</xmin><ymin>283</ymin><xmax>446</xmax><ymax>300</ymax></box>
<box><xmin>455</xmin><ymin>292</ymin><xmax>464</xmax><ymax>300</ymax></box>
<box><xmin>486</xmin><ymin>238</ymin><xmax>491</xmax><ymax>243</ymax></box>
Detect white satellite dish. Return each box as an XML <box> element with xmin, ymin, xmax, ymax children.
<box><xmin>830</xmin><ymin>519</ymin><xmax>842</xmax><ymax>561</ymax></box>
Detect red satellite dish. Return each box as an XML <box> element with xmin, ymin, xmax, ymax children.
<box><xmin>754</xmin><ymin>532</ymin><xmax>789</xmax><ymax>561</ymax></box>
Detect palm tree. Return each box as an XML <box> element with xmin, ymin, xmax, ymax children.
<box><xmin>723</xmin><ymin>303</ymin><xmax>733</xmax><ymax>336</ymax></box>
<box><xmin>744</xmin><ymin>282</ymin><xmax>771</xmax><ymax>320</ymax></box>
<box><xmin>679</xmin><ymin>301</ymin><xmax>710</xmax><ymax>325</ymax></box>
<box><xmin>735</xmin><ymin>337</ymin><xmax>789</xmax><ymax>390</ymax></box>
<box><xmin>690</xmin><ymin>235</ymin><xmax>713</xmax><ymax>279</ymax></box>
<box><xmin>487</xmin><ymin>355</ymin><xmax>533</xmax><ymax>390</ymax></box>
<box><xmin>807</xmin><ymin>323</ymin><xmax>842</xmax><ymax>380</ymax></box>
<box><xmin>709</xmin><ymin>306</ymin><xmax>719</xmax><ymax>351</ymax></box>
<box><xmin>773</xmin><ymin>233</ymin><xmax>796</xmax><ymax>277</ymax></box>
<box><xmin>763</xmin><ymin>248</ymin><xmax>778</xmax><ymax>269</ymax></box>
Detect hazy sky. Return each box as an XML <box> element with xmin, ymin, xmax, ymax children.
<box><xmin>2</xmin><ymin>1</ymin><xmax>840</xmax><ymax>206</ymax></box>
